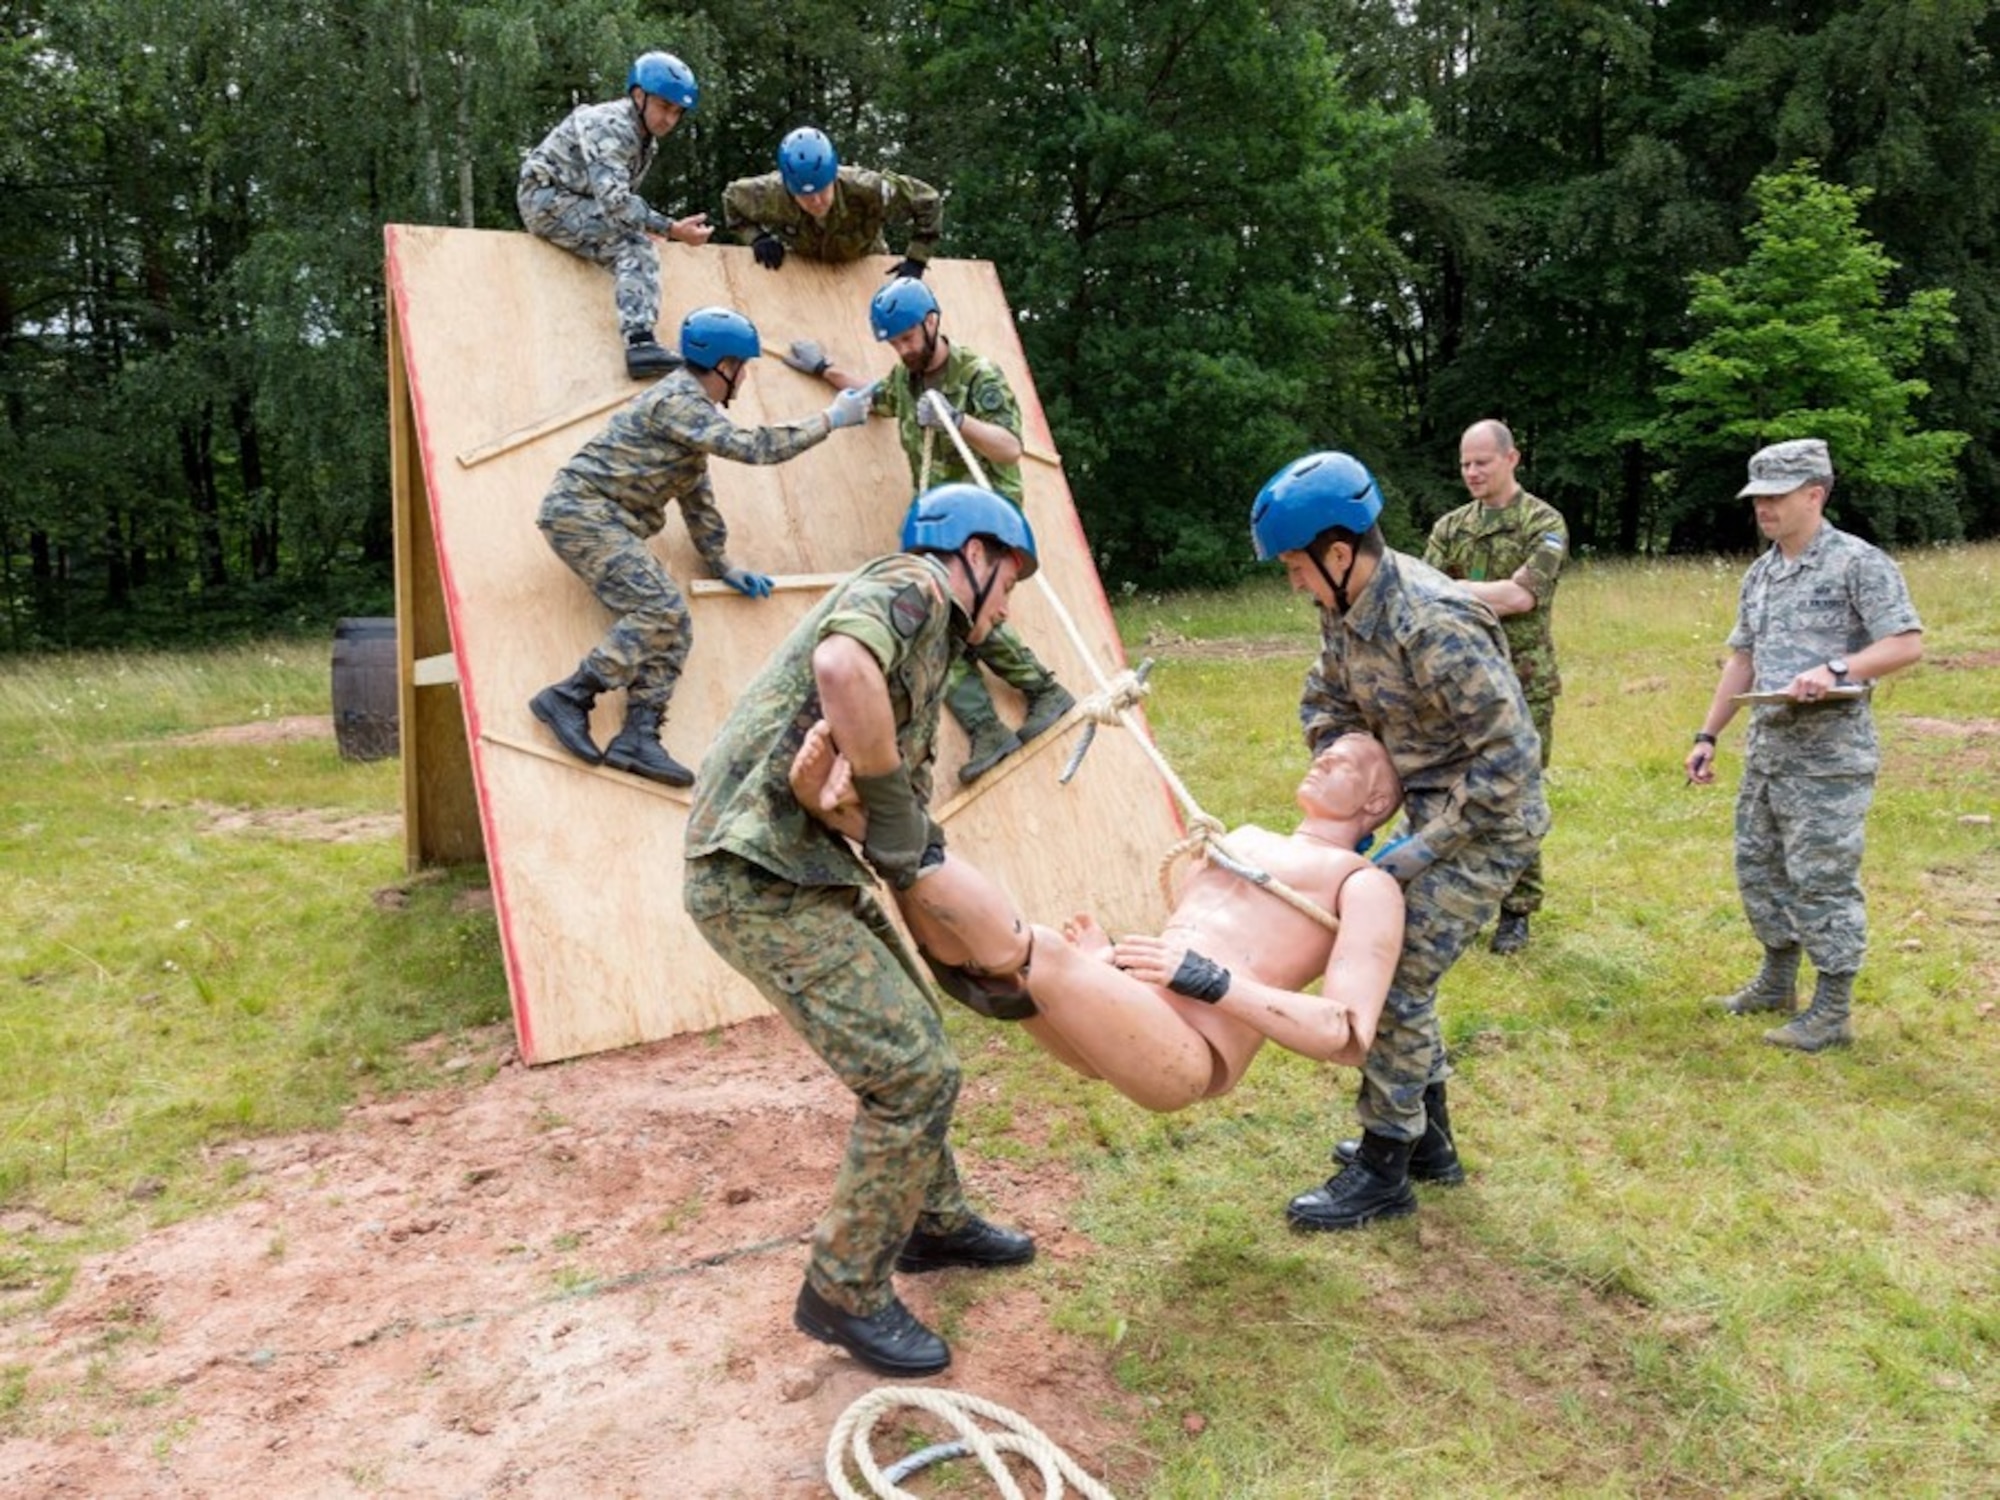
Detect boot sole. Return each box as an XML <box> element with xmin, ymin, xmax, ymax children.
<box><xmin>1286</xmin><ymin>1193</ymin><xmax>1418</xmax><ymax>1233</ymax></box>
<box><xmin>792</xmin><ymin>1308</ymin><xmax>950</xmax><ymax>1376</ymax></box>
<box><xmin>602</xmin><ymin>750</ymin><xmax>693</xmax><ymax>788</ymax></box>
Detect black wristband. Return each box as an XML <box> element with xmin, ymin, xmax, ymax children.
<box><xmin>1693</xmin><ymin>731</ymin><xmax>1717</xmax><ymax>746</ymax></box>
<box><xmin>1166</xmin><ymin>949</ymin><xmax>1231</xmax><ymax>1004</ymax></box>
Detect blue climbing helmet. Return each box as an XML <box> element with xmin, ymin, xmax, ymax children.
<box><xmin>628</xmin><ymin>52</ymin><xmax>698</xmax><ymax>111</ymax></box>
<box><xmin>777</xmin><ymin>127</ymin><xmax>840</xmax><ymax>195</ymax></box>
<box><xmin>902</xmin><ymin>484</ymin><xmax>1039</xmax><ymax>581</ymax></box>
<box><xmin>870</xmin><ymin>277</ymin><xmax>939</xmax><ymax>341</ymax></box>
<box><xmin>1250</xmin><ymin>451</ymin><xmax>1385</xmax><ymax>560</ymax></box>
<box><xmin>679</xmin><ymin>307</ymin><xmax>760</xmax><ymax>369</ymax></box>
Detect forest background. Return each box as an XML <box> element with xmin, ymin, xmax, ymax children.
<box><xmin>3</xmin><ymin>0</ymin><xmax>1995</xmax><ymax>650</ymax></box>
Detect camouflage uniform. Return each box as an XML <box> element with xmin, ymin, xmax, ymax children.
<box><xmin>517</xmin><ymin>97</ymin><xmax>678</xmax><ymax>337</ymax></box>
<box><xmin>871</xmin><ymin>345</ymin><xmax>1058</xmax><ymax>713</ymax></box>
<box><xmin>1300</xmin><ymin>550</ymin><xmax>1550</xmax><ymax>1140</ymax></box>
<box><xmin>684</xmin><ymin>553</ymin><xmax>982</xmax><ymax>1317</ymax></box>
<box><xmin>1725</xmin><ymin>523</ymin><xmax>1922</xmax><ymax>977</ymax></box>
<box><xmin>722</xmin><ymin>164</ymin><xmax>943</xmax><ymax>266</ymax></box>
<box><xmin>538</xmin><ymin>368</ymin><xmax>829</xmax><ymax>712</ymax></box>
<box><xmin>1424</xmin><ymin>488</ymin><xmax>1568</xmax><ymax>917</ymax></box>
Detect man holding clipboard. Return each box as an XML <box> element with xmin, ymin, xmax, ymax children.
<box><xmin>1684</xmin><ymin>439</ymin><xmax>1925</xmax><ymax>1052</ymax></box>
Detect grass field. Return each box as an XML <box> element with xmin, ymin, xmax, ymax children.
<box><xmin>3</xmin><ymin>545</ymin><xmax>1995</xmax><ymax>1494</ymax></box>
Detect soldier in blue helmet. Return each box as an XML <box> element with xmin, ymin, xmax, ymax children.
<box><xmin>723</xmin><ymin>127</ymin><xmax>942</xmax><ymax>276</ymax></box>
<box><xmin>786</xmin><ymin>279</ymin><xmax>1076</xmax><ymax>782</ymax></box>
<box><xmin>518</xmin><ymin>51</ymin><xmax>716</xmax><ymax>380</ymax></box>
<box><xmin>528</xmin><ymin>307</ymin><xmax>876</xmax><ymax>787</ymax></box>
<box><xmin>684</xmin><ymin>483</ymin><xmax>1040</xmax><ymax>1379</ymax></box>
<box><xmin>1251</xmin><ymin>450</ymin><xmax>1549</xmax><ymax>1232</ymax></box>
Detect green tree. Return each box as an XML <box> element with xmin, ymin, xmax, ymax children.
<box><xmin>1651</xmin><ymin>163</ymin><xmax>1965</xmax><ymax>546</ymax></box>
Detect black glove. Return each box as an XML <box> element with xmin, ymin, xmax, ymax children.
<box><xmin>886</xmin><ymin>257</ymin><xmax>927</xmax><ymax>280</ymax></box>
<box><xmin>752</xmin><ymin>232</ymin><xmax>786</xmax><ymax>271</ymax></box>
<box><xmin>1166</xmin><ymin>948</ymin><xmax>1232</xmax><ymax>1003</ymax></box>
<box><xmin>853</xmin><ymin>765</ymin><xmax>930</xmax><ymax>890</ymax></box>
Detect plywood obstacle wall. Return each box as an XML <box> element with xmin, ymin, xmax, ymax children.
<box><xmin>385</xmin><ymin>225</ymin><xmax>1184</xmax><ymax>1064</ymax></box>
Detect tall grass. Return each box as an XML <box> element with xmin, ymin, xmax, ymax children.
<box><xmin>2</xmin><ymin>548</ymin><xmax>1995</xmax><ymax>1494</ymax></box>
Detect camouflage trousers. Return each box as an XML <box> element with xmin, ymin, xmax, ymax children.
<box><xmin>517</xmin><ymin>179</ymin><xmax>662</xmax><ymax>337</ymax></box>
<box><xmin>1735</xmin><ymin>767</ymin><xmax>1875</xmax><ymax>975</ymax></box>
<box><xmin>684</xmin><ymin>853</ymin><xmax>974</xmax><ymax>1315</ymax></box>
<box><xmin>537</xmin><ymin>487</ymin><xmax>689</xmax><ymax>712</ymax></box>
<box><xmin>1500</xmin><ymin>696</ymin><xmax>1555</xmax><ymax>918</ymax></box>
<box><xmin>946</xmin><ymin>622</ymin><xmax>1059</xmax><ymax>730</ymax></box>
<box><xmin>1355</xmin><ymin>820</ymin><xmax>1539</xmax><ymax>1141</ymax></box>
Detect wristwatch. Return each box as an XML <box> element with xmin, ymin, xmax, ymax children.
<box><xmin>1693</xmin><ymin>731</ymin><xmax>1717</xmax><ymax>746</ymax></box>
<box><xmin>1826</xmin><ymin>657</ymin><xmax>1850</xmax><ymax>680</ymax></box>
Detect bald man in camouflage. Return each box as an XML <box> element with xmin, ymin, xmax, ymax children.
<box><xmin>1424</xmin><ymin>419</ymin><xmax>1569</xmax><ymax>955</ymax></box>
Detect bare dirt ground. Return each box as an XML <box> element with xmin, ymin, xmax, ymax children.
<box><xmin>0</xmin><ymin>1016</ymin><xmax>1146</xmax><ymax>1498</ymax></box>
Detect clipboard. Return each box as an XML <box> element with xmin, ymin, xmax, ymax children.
<box><xmin>1732</xmin><ymin>685</ymin><xmax>1869</xmax><ymax>705</ymax></box>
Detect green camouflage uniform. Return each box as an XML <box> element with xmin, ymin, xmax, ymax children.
<box><xmin>1725</xmin><ymin>523</ymin><xmax>1922</xmax><ymax>977</ymax></box>
<box><xmin>517</xmin><ymin>97</ymin><xmax>680</xmax><ymax>337</ymax></box>
<box><xmin>537</xmin><ymin>368</ymin><xmax>829</xmax><ymax>712</ymax></box>
<box><xmin>684</xmin><ymin>553</ymin><xmax>983</xmax><ymax>1317</ymax></box>
<box><xmin>1424</xmin><ymin>487</ymin><xmax>1569</xmax><ymax>917</ymax></box>
<box><xmin>1300</xmin><ymin>551</ymin><xmax>1549</xmax><ymax>1141</ymax></box>
<box><xmin>722</xmin><ymin>164</ymin><xmax>943</xmax><ymax>266</ymax></box>
<box><xmin>872</xmin><ymin>345</ymin><xmax>1057</xmax><ymax>714</ymax></box>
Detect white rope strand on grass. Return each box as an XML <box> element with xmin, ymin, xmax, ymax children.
<box><xmin>825</xmin><ymin>1385</ymin><xmax>1118</xmax><ymax>1500</ymax></box>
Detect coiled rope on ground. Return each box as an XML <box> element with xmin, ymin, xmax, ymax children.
<box><xmin>825</xmin><ymin>1384</ymin><xmax>1118</xmax><ymax>1500</ymax></box>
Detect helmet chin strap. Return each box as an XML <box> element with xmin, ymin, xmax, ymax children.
<box><xmin>1314</xmin><ymin>543</ymin><xmax>1359</xmax><ymax>614</ymax></box>
<box><xmin>717</xmin><ymin>359</ymin><xmax>742</xmax><ymax>407</ymax></box>
<box><xmin>956</xmin><ymin>544</ymin><xmax>1003</xmax><ymax>630</ymax></box>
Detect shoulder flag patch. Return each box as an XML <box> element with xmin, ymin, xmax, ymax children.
<box><xmin>890</xmin><ymin>582</ymin><xmax>932</xmax><ymax>640</ymax></box>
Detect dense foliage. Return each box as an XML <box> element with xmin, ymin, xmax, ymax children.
<box><xmin>3</xmin><ymin>0</ymin><xmax>1993</xmax><ymax>646</ymax></box>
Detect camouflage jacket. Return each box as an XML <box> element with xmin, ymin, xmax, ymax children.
<box><xmin>1300</xmin><ymin>550</ymin><xmax>1550</xmax><ymax>861</ymax></box>
<box><xmin>871</xmin><ymin>342</ymin><xmax>1024</xmax><ymax>505</ymax></box>
<box><xmin>547</xmin><ymin>368</ymin><xmax>829</xmax><ymax>569</ymax></box>
<box><xmin>1726</xmin><ymin>521</ymin><xmax>1923</xmax><ymax>777</ymax></box>
<box><xmin>722</xmin><ymin>165</ymin><xmax>943</xmax><ymax>264</ymax></box>
<box><xmin>685</xmin><ymin>554</ymin><xmax>962</xmax><ymax>885</ymax></box>
<box><xmin>1423</xmin><ymin>487</ymin><xmax>1568</xmax><ymax>703</ymax></box>
<box><xmin>519</xmin><ymin>98</ymin><xmax>670</xmax><ymax>233</ymax></box>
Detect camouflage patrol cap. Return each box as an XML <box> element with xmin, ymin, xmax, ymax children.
<box><xmin>1738</xmin><ymin>438</ymin><xmax>1833</xmax><ymax>497</ymax></box>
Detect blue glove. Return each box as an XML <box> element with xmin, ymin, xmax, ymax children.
<box><xmin>824</xmin><ymin>382</ymin><xmax>877</xmax><ymax>430</ymax></box>
<box><xmin>916</xmin><ymin>392</ymin><xmax>961</xmax><ymax>430</ymax></box>
<box><xmin>720</xmin><ymin>566</ymin><xmax>773</xmax><ymax>599</ymax></box>
<box><xmin>1369</xmin><ymin>831</ymin><xmax>1435</xmax><ymax>884</ymax></box>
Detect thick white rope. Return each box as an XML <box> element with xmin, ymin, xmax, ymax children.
<box><xmin>923</xmin><ymin>392</ymin><xmax>1337</xmax><ymax>932</ymax></box>
<box><xmin>826</xmin><ymin>1385</ymin><xmax>1118</xmax><ymax>1500</ymax></box>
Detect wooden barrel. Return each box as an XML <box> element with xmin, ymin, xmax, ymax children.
<box><xmin>331</xmin><ymin>617</ymin><xmax>400</xmax><ymax>761</ymax></box>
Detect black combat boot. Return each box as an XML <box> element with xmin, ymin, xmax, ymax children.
<box><xmin>1490</xmin><ymin>912</ymin><xmax>1530</xmax><ymax>955</ymax></box>
<box><xmin>1016</xmin><ymin>677</ymin><xmax>1077</xmax><ymax>742</ymax></box>
<box><xmin>1288</xmin><ymin>1130</ymin><xmax>1418</xmax><ymax>1231</ymax></box>
<box><xmin>1331</xmin><ymin>1080</ymin><xmax>1465</xmax><ymax>1185</ymax></box>
<box><xmin>896</xmin><ymin>1214</ymin><xmax>1036</xmax><ymax>1274</ymax></box>
<box><xmin>948</xmin><ymin>675</ymin><xmax>1022</xmax><ymax>784</ymax></box>
<box><xmin>793</xmin><ymin>1280</ymin><xmax>949</xmax><ymax>1377</ymax></box>
<box><xmin>602</xmin><ymin>703</ymin><xmax>694</xmax><ymax>787</ymax></box>
<box><xmin>528</xmin><ymin>665</ymin><xmax>608</xmax><ymax>765</ymax></box>
<box><xmin>624</xmin><ymin>330</ymin><xmax>681</xmax><ymax>380</ymax></box>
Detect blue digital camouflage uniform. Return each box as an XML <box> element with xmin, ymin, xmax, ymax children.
<box><xmin>1725</xmin><ymin>522</ymin><xmax>1922</xmax><ymax>977</ymax></box>
<box><xmin>1300</xmin><ymin>550</ymin><xmax>1550</xmax><ymax>1139</ymax></box>
<box><xmin>538</xmin><ymin>368</ymin><xmax>830</xmax><ymax>713</ymax></box>
<box><xmin>722</xmin><ymin>164</ymin><xmax>943</xmax><ymax>266</ymax></box>
<box><xmin>870</xmin><ymin>345</ymin><xmax>1057</xmax><ymax>707</ymax></box>
<box><xmin>1424</xmin><ymin>488</ymin><xmax>1569</xmax><ymax>917</ymax></box>
<box><xmin>684</xmin><ymin>553</ymin><xmax>984</xmax><ymax>1317</ymax></box>
<box><xmin>517</xmin><ymin>97</ymin><xmax>678</xmax><ymax>337</ymax></box>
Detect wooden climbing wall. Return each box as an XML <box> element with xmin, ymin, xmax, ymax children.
<box><xmin>385</xmin><ymin>225</ymin><xmax>1181</xmax><ymax>1064</ymax></box>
